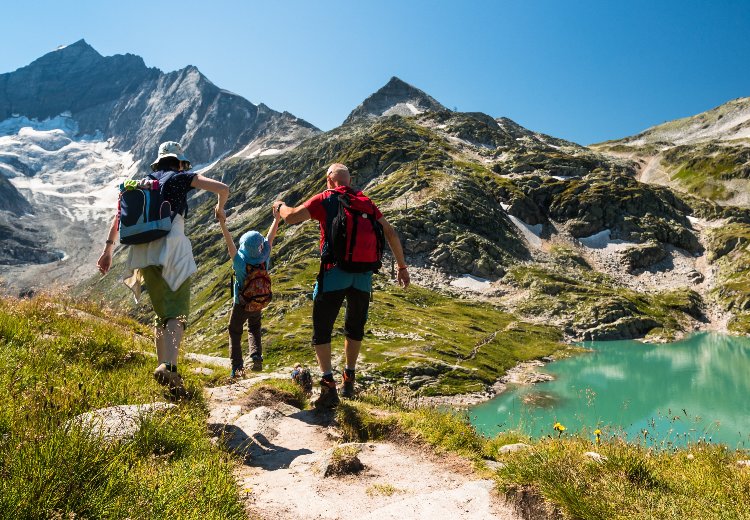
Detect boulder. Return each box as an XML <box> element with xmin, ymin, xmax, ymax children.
<box><xmin>70</xmin><ymin>402</ymin><xmax>176</xmax><ymax>442</ymax></box>
<box><xmin>620</xmin><ymin>241</ymin><xmax>667</xmax><ymax>272</ymax></box>
<box><xmin>583</xmin><ymin>451</ymin><xmax>607</xmax><ymax>463</ymax></box>
<box><xmin>290</xmin><ymin>443</ymin><xmax>366</xmax><ymax>477</ymax></box>
<box><xmin>499</xmin><ymin>443</ymin><xmax>531</xmax><ymax>454</ymax></box>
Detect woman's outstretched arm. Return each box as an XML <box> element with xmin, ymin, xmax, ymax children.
<box><xmin>191</xmin><ymin>174</ymin><xmax>229</xmax><ymax>220</ymax></box>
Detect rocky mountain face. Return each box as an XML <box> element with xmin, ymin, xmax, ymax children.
<box><xmin>0</xmin><ymin>40</ymin><xmax>318</xmax><ymax>284</ymax></box>
<box><xmin>86</xmin><ymin>78</ymin><xmax>750</xmax><ymax>395</ymax></box>
<box><xmin>0</xmin><ymin>39</ymin><xmax>319</xmax><ymax>167</ymax></box>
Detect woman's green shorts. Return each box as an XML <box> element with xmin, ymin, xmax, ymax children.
<box><xmin>140</xmin><ymin>265</ymin><xmax>191</xmax><ymax>327</ymax></box>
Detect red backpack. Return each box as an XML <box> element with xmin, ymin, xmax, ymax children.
<box><xmin>239</xmin><ymin>263</ymin><xmax>272</xmax><ymax>312</ymax></box>
<box><xmin>323</xmin><ymin>187</ymin><xmax>385</xmax><ymax>273</ymax></box>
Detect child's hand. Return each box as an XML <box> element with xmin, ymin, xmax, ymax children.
<box><xmin>215</xmin><ymin>205</ymin><xmax>227</xmax><ymax>222</ymax></box>
<box><xmin>272</xmin><ymin>202</ymin><xmax>282</xmax><ymax>221</ymax></box>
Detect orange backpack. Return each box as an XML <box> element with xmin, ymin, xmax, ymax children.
<box><xmin>239</xmin><ymin>262</ymin><xmax>272</xmax><ymax>312</ymax></box>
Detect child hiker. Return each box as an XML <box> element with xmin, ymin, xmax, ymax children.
<box><xmin>219</xmin><ymin>205</ymin><xmax>281</xmax><ymax>377</ymax></box>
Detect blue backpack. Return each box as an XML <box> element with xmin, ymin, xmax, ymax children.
<box><xmin>117</xmin><ymin>171</ymin><xmax>177</xmax><ymax>245</ymax></box>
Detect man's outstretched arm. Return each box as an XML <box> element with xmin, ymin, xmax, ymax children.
<box><xmin>379</xmin><ymin>217</ymin><xmax>410</xmax><ymax>288</ymax></box>
<box><xmin>274</xmin><ymin>200</ymin><xmax>311</xmax><ymax>225</ymax></box>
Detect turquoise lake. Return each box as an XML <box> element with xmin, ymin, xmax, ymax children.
<box><xmin>470</xmin><ymin>333</ymin><xmax>750</xmax><ymax>448</ymax></box>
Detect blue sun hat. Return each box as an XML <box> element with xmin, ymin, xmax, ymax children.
<box><xmin>238</xmin><ymin>231</ymin><xmax>270</xmax><ymax>266</ymax></box>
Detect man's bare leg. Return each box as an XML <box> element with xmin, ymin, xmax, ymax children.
<box><xmin>344</xmin><ymin>337</ymin><xmax>361</xmax><ymax>370</ymax></box>
<box><xmin>314</xmin><ymin>343</ymin><xmax>333</xmax><ymax>374</ymax></box>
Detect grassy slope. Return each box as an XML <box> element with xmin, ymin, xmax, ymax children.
<box><xmin>0</xmin><ymin>295</ymin><xmax>244</xmax><ymax>520</ymax></box>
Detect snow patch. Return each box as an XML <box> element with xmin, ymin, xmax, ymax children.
<box><xmin>507</xmin><ymin>215</ymin><xmax>543</xmax><ymax>249</ymax></box>
<box><xmin>687</xmin><ymin>216</ymin><xmax>725</xmax><ymax>229</ymax></box>
<box><xmin>578</xmin><ymin>229</ymin><xmax>638</xmax><ymax>251</ymax></box>
<box><xmin>1</xmin><ymin>127</ymin><xmax>136</xmax><ymax>221</ymax></box>
<box><xmin>382</xmin><ymin>102</ymin><xmax>423</xmax><ymax>118</ymax></box>
<box><xmin>405</xmin><ymin>102</ymin><xmax>420</xmax><ymax>115</ymax></box>
<box><xmin>450</xmin><ymin>274</ymin><xmax>492</xmax><ymax>292</ymax></box>
<box><xmin>0</xmin><ymin>114</ymin><xmax>79</xmax><ymax>137</ymax></box>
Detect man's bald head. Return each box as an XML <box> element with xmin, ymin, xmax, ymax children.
<box><xmin>326</xmin><ymin>163</ymin><xmax>351</xmax><ymax>188</ymax></box>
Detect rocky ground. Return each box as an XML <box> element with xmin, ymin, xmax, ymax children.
<box><xmin>204</xmin><ymin>368</ymin><xmax>522</xmax><ymax>519</ymax></box>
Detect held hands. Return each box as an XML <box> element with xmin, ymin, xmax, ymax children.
<box><xmin>215</xmin><ymin>204</ymin><xmax>226</xmax><ymax>222</ymax></box>
<box><xmin>272</xmin><ymin>200</ymin><xmax>284</xmax><ymax>221</ymax></box>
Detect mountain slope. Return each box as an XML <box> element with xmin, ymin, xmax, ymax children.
<box><xmin>592</xmin><ymin>97</ymin><xmax>750</xmax><ymax>206</ymax></box>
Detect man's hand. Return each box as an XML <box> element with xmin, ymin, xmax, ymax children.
<box><xmin>272</xmin><ymin>201</ymin><xmax>282</xmax><ymax>221</ymax></box>
<box><xmin>215</xmin><ymin>204</ymin><xmax>226</xmax><ymax>221</ymax></box>
<box><xmin>97</xmin><ymin>251</ymin><xmax>112</xmax><ymax>274</ymax></box>
<box><xmin>397</xmin><ymin>267</ymin><xmax>410</xmax><ymax>288</ymax></box>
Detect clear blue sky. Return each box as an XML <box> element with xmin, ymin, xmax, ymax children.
<box><xmin>2</xmin><ymin>0</ymin><xmax>749</xmax><ymax>144</ymax></box>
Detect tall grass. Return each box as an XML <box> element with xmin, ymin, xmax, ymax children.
<box><xmin>0</xmin><ymin>295</ymin><xmax>244</xmax><ymax>519</ymax></box>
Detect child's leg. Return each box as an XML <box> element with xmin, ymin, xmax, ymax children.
<box><xmin>248</xmin><ymin>311</ymin><xmax>262</xmax><ymax>358</ymax></box>
<box><xmin>228</xmin><ymin>304</ymin><xmax>246</xmax><ymax>369</ymax></box>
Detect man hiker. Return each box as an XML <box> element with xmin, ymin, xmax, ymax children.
<box><xmin>274</xmin><ymin>163</ymin><xmax>410</xmax><ymax>408</ymax></box>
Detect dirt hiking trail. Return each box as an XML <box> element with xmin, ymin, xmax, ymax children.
<box><xmin>203</xmin><ymin>370</ymin><xmax>523</xmax><ymax>520</ymax></box>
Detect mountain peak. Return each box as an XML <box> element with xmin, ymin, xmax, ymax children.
<box><xmin>49</xmin><ymin>39</ymin><xmax>101</xmax><ymax>59</ymax></box>
<box><xmin>23</xmin><ymin>39</ymin><xmax>103</xmax><ymax>72</ymax></box>
<box><xmin>343</xmin><ymin>76</ymin><xmax>447</xmax><ymax>125</ymax></box>
<box><xmin>57</xmin><ymin>39</ymin><xmax>94</xmax><ymax>50</ymax></box>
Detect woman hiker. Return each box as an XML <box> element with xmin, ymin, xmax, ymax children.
<box><xmin>97</xmin><ymin>141</ymin><xmax>229</xmax><ymax>397</ymax></box>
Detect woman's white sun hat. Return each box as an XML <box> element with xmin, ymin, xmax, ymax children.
<box><xmin>151</xmin><ymin>141</ymin><xmax>191</xmax><ymax>171</ymax></box>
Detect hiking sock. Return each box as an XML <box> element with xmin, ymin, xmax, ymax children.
<box><xmin>321</xmin><ymin>373</ymin><xmax>335</xmax><ymax>386</ymax></box>
<box><xmin>164</xmin><ymin>362</ymin><xmax>177</xmax><ymax>373</ymax></box>
<box><xmin>344</xmin><ymin>368</ymin><xmax>355</xmax><ymax>380</ymax></box>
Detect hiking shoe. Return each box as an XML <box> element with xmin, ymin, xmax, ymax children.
<box><xmin>313</xmin><ymin>379</ymin><xmax>340</xmax><ymax>409</ymax></box>
<box><xmin>250</xmin><ymin>355</ymin><xmax>263</xmax><ymax>372</ymax></box>
<box><xmin>154</xmin><ymin>363</ymin><xmax>186</xmax><ymax>396</ymax></box>
<box><xmin>341</xmin><ymin>370</ymin><xmax>355</xmax><ymax>399</ymax></box>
